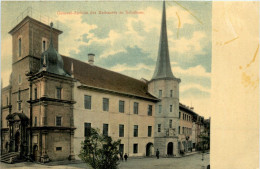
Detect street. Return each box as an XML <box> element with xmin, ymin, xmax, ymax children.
<box><xmin>0</xmin><ymin>153</ymin><xmax>209</xmax><ymax>169</ymax></box>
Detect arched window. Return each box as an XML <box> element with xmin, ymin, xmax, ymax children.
<box><xmin>42</xmin><ymin>40</ymin><xmax>46</xmax><ymax>51</ymax></box>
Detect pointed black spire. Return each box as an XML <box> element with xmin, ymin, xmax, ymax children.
<box><xmin>151</xmin><ymin>1</ymin><xmax>175</xmax><ymax>80</ymax></box>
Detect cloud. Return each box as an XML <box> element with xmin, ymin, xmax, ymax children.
<box><xmin>180</xmin><ymin>83</ymin><xmax>210</xmax><ymax>93</ymax></box>
<box><xmin>173</xmin><ymin>65</ymin><xmax>210</xmax><ymax>78</ymax></box>
<box><xmin>55</xmin><ymin>14</ymin><xmax>97</xmax><ymax>55</ymax></box>
<box><xmin>110</xmin><ymin>63</ymin><xmax>153</xmax><ymax>72</ymax></box>
<box><xmin>169</xmin><ymin>31</ymin><xmax>206</xmax><ymax>55</ymax></box>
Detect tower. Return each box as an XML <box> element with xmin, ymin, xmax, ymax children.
<box><xmin>27</xmin><ymin>22</ymin><xmax>75</xmax><ymax>162</ymax></box>
<box><xmin>3</xmin><ymin>16</ymin><xmax>63</xmax><ymax>157</ymax></box>
<box><xmin>148</xmin><ymin>1</ymin><xmax>181</xmax><ymax>156</ymax></box>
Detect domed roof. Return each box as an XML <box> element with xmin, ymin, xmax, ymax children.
<box><xmin>39</xmin><ymin>23</ymin><xmax>69</xmax><ymax>76</ymax></box>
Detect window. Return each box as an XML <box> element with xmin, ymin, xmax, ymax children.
<box><xmin>170</xmin><ymin>90</ymin><xmax>173</xmax><ymax>97</ymax></box>
<box><xmin>18</xmin><ymin>38</ymin><xmax>21</xmax><ymax>57</ymax></box>
<box><xmin>84</xmin><ymin>95</ymin><xmax>91</xmax><ymax>109</ymax></box>
<box><xmin>158</xmin><ymin>124</ymin><xmax>161</xmax><ymax>132</ymax></box>
<box><xmin>84</xmin><ymin>123</ymin><xmax>91</xmax><ymax>137</ymax></box>
<box><xmin>148</xmin><ymin>126</ymin><xmax>152</xmax><ymax>137</ymax></box>
<box><xmin>182</xmin><ymin>127</ymin><xmax>184</xmax><ymax>134</ymax></box>
<box><xmin>34</xmin><ymin>88</ymin><xmax>37</xmax><ymax>100</ymax></box>
<box><xmin>170</xmin><ymin>105</ymin><xmax>172</xmax><ymax>112</ymax></box>
<box><xmin>159</xmin><ymin>90</ymin><xmax>162</xmax><ymax>97</ymax></box>
<box><xmin>103</xmin><ymin>98</ymin><xmax>109</xmax><ymax>111</ymax></box>
<box><xmin>169</xmin><ymin>120</ymin><xmax>172</xmax><ymax>128</ymax></box>
<box><xmin>57</xmin><ymin>87</ymin><xmax>62</xmax><ymax>100</ymax></box>
<box><xmin>178</xmin><ymin>126</ymin><xmax>180</xmax><ymax>134</ymax></box>
<box><xmin>133</xmin><ymin>102</ymin><xmax>139</xmax><ymax>114</ymax></box>
<box><xmin>133</xmin><ymin>125</ymin><xmax>138</xmax><ymax>137</ymax></box>
<box><xmin>34</xmin><ymin>117</ymin><xmax>37</xmax><ymax>127</ymax></box>
<box><xmin>148</xmin><ymin>105</ymin><xmax>152</xmax><ymax>116</ymax></box>
<box><xmin>179</xmin><ymin>112</ymin><xmax>181</xmax><ymax>119</ymax></box>
<box><xmin>119</xmin><ymin>124</ymin><xmax>124</xmax><ymax>137</ymax></box>
<box><xmin>18</xmin><ymin>90</ymin><xmax>21</xmax><ymax>111</ymax></box>
<box><xmin>43</xmin><ymin>40</ymin><xmax>46</xmax><ymax>52</ymax></box>
<box><xmin>56</xmin><ymin>116</ymin><xmax>62</xmax><ymax>126</ymax></box>
<box><xmin>159</xmin><ymin>105</ymin><xmax>162</xmax><ymax>113</ymax></box>
<box><xmin>18</xmin><ymin>74</ymin><xmax>22</xmax><ymax>84</ymax></box>
<box><xmin>133</xmin><ymin>144</ymin><xmax>138</xmax><ymax>154</ymax></box>
<box><xmin>103</xmin><ymin>124</ymin><xmax>109</xmax><ymax>136</ymax></box>
<box><xmin>119</xmin><ymin>100</ymin><xmax>124</xmax><ymax>113</ymax></box>
<box><xmin>56</xmin><ymin>147</ymin><xmax>62</xmax><ymax>151</ymax></box>
<box><xmin>18</xmin><ymin>102</ymin><xmax>21</xmax><ymax>111</ymax></box>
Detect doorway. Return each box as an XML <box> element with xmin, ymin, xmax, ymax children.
<box><xmin>167</xmin><ymin>142</ymin><xmax>173</xmax><ymax>155</ymax></box>
<box><xmin>146</xmin><ymin>143</ymin><xmax>153</xmax><ymax>156</ymax></box>
<box><xmin>15</xmin><ymin>132</ymin><xmax>20</xmax><ymax>152</ymax></box>
<box><xmin>119</xmin><ymin>144</ymin><xmax>124</xmax><ymax>154</ymax></box>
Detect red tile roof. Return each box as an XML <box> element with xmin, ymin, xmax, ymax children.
<box><xmin>62</xmin><ymin>55</ymin><xmax>158</xmax><ymax>101</ymax></box>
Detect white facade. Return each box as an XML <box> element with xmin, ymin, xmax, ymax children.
<box><xmin>73</xmin><ymin>81</ymin><xmax>156</xmax><ymax>159</ymax></box>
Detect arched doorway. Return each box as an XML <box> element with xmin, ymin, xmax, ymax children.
<box><xmin>167</xmin><ymin>142</ymin><xmax>173</xmax><ymax>155</ymax></box>
<box><xmin>146</xmin><ymin>143</ymin><xmax>153</xmax><ymax>156</ymax></box>
<box><xmin>15</xmin><ymin>132</ymin><xmax>20</xmax><ymax>152</ymax></box>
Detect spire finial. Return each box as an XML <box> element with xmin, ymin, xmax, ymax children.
<box><xmin>49</xmin><ymin>22</ymin><xmax>54</xmax><ymax>47</ymax></box>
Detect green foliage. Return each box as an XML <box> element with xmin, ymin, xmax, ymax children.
<box><xmin>78</xmin><ymin>128</ymin><xmax>121</xmax><ymax>169</ymax></box>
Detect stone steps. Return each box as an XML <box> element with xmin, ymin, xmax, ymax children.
<box><xmin>0</xmin><ymin>152</ymin><xmax>20</xmax><ymax>163</ymax></box>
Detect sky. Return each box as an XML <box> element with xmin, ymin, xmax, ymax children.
<box><xmin>1</xmin><ymin>1</ymin><xmax>212</xmax><ymax>118</ymax></box>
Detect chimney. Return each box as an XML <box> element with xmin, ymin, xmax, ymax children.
<box><xmin>88</xmin><ymin>53</ymin><xmax>95</xmax><ymax>65</ymax></box>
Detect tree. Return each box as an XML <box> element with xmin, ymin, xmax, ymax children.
<box><xmin>79</xmin><ymin>128</ymin><xmax>121</xmax><ymax>169</ymax></box>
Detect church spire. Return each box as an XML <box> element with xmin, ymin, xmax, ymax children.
<box><xmin>151</xmin><ymin>1</ymin><xmax>175</xmax><ymax>80</ymax></box>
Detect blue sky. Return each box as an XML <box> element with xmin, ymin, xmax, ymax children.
<box><xmin>1</xmin><ymin>1</ymin><xmax>212</xmax><ymax>118</ymax></box>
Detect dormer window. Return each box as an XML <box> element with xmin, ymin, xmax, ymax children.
<box><xmin>18</xmin><ymin>38</ymin><xmax>21</xmax><ymax>57</ymax></box>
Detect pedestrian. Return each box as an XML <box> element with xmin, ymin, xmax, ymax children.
<box><xmin>120</xmin><ymin>152</ymin><xmax>123</xmax><ymax>161</ymax></box>
<box><xmin>124</xmin><ymin>153</ymin><xmax>128</xmax><ymax>161</ymax></box>
<box><xmin>156</xmin><ymin>149</ymin><xmax>160</xmax><ymax>159</ymax></box>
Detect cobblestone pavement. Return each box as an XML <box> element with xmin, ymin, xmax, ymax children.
<box><xmin>0</xmin><ymin>152</ymin><xmax>209</xmax><ymax>169</ymax></box>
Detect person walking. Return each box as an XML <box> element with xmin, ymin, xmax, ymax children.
<box><xmin>156</xmin><ymin>149</ymin><xmax>160</xmax><ymax>159</ymax></box>
<box><xmin>124</xmin><ymin>153</ymin><xmax>128</xmax><ymax>161</ymax></box>
<box><xmin>120</xmin><ymin>152</ymin><xmax>123</xmax><ymax>161</ymax></box>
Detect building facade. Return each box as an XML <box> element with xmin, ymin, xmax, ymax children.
<box><xmin>1</xmin><ymin>2</ymin><xmax>210</xmax><ymax>162</ymax></box>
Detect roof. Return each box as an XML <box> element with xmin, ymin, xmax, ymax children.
<box><xmin>39</xmin><ymin>23</ymin><xmax>69</xmax><ymax>77</ymax></box>
<box><xmin>151</xmin><ymin>1</ymin><xmax>175</xmax><ymax>80</ymax></box>
<box><xmin>9</xmin><ymin>16</ymin><xmax>62</xmax><ymax>35</ymax></box>
<box><xmin>179</xmin><ymin>102</ymin><xmax>198</xmax><ymax>117</ymax></box>
<box><xmin>62</xmin><ymin>56</ymin><xmax>158</xmax><ymax>101</ymax></box>
<box><xmin>6</xmin><ymin>112</ymin><xmax>29</xmax><ymax>122</ymax></box>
